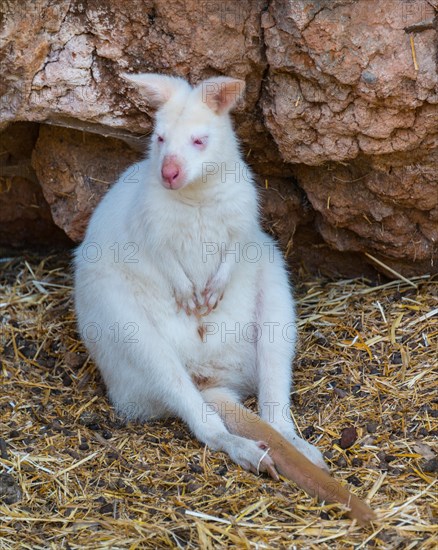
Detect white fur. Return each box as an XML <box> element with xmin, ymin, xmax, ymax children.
<box><xmin>74</xmin><ymin>74</ymin><xmax>326</xmax><ymax>473</ymax></box>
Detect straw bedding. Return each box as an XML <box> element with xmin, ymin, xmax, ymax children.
<box><xmin>0</xmin><ymin>253</ymin><xmax>436</xmax><ymax>548</ymax></box>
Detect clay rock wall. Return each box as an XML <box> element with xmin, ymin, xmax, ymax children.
<box><xmin>0</xmin><ymin>0</ymin><xmax>437</xmax><ymax>276</ymax></box>
<box><xmin>0</xmin><ymin>122</ymin><xmax>70</xmax><ymax>248</ymax></box>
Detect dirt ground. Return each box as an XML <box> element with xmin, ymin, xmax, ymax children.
<box><xmin>0</xmin><ymin>253</ymin><xmax>437</xmax><ymax>549</ymax></box>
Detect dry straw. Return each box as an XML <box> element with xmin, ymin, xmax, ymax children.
<box><xmin>1</xmin><ymin>254</ymin><xmax>437</xmax><ymax>548</ymax></box>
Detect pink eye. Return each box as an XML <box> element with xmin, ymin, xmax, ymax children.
<box><xmin>192</xmin><ymin>136</ymin><xmax>208</xmax><ymax>148</ymax></box>
<box><xmin>157</xmin><ymin>135</ymin><xmax>164</xmax><ymax>143</ymax></box>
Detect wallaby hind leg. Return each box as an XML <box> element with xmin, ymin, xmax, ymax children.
<box><xmin>255</xmin><ymin>248</ymin><xmax>327</xmax><ymax>469</ymax></box>
<box><xmin>201</xmin><ymin>387</ymin><xmax>278</xmax><ymax>479</ymax></box>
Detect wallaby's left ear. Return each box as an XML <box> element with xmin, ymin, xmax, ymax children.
<box><xmin>198</xmin><ymin>77</ymin><xmax>245</xmax><ymax>115</ymax></box>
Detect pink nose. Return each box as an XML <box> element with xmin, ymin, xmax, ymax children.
<box><xmin>161</xmin><ymin>160</ymin><xmax>181</xmax><ymax>188</ymax></box>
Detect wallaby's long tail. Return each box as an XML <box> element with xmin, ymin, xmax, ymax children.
<box><xmin>216</xmin><ymin>399</ymin><xmax>376</xmax><ymax>525</ymax></box>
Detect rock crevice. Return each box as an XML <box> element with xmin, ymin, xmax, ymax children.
<box><xmin>0</xmin><ymin>0</ymin><xmax>437</xmax><ymax>276</ymax></box>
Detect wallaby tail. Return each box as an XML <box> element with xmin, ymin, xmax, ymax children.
<box><xmin>214</xmin><ymin>396</ymin><xmax>376</xmax><ymax>525</ymax></box>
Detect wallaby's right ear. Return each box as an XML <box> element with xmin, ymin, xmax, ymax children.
<box><xmin>121</xmin><ymin>73</ymin><xmax>190</xmax><ymax>108</ymax></box>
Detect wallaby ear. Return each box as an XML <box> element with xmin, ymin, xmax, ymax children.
<box><xmin>121</xmin><ymin>73</ymin><xmax>190</xmax><ymax>108</ymax></box>
<box><xmin>199</xmin><ymin>77</ymin><xmax>245</xmax><ymax>115</ymax></box>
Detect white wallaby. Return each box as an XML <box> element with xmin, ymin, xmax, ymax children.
<box><xmin>74</xmin><ymin>73</ymin><xmax>327</xmax><ymax>476</ymax></box>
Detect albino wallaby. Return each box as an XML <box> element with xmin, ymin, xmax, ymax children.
<box><xmin>74</xmin><ymin>74</ymin><xmax>375</xmax><ymax>523</ymax></box>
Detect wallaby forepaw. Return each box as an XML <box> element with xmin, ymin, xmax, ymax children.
<box><xmin>198</xmin><ymin>272</ymin><xmax>227</xmax><ymax>315</ymax></box>
<box><xmin>173</xmin><ymin>285</ymin><xmax>198</xmax><ymax>316</ymax></box>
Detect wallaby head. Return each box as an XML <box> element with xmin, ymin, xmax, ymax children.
<box><xmin>122</xmin><ymin>73</ymin><xmax>245</xmax><ymax>190</ymax></box>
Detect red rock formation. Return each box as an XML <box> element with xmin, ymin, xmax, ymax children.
<box><xmin>0</xmin><ymin>123</ymin><xmax>69</xmax><ymax>248</ymax></box>
<box><xmin>0</xmin><ymin>0</ymin><xmax>436</xmax><ymax>276</ymax></box>
<box><xmin>31</xmin><ymin>126</ymin><xmax>141</xmax><ymax>242</ymax></box>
